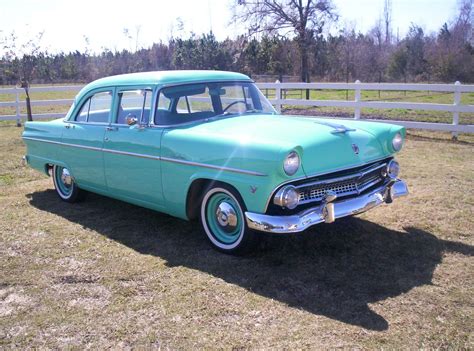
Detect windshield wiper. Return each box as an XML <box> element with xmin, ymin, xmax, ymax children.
<box><xmin>212</xmin><ymin>111</ymin><xmax>235</xmax><ymax>119</ymax></box>
<box><xmin>203</xmin><ymin>111</ymin><xmax>237</xmax><ymax>122</ymax></box>
<box><xmin>209</xmin><ymin>109</ymin><xmax>268</xmax><ymax>121</ymax></box>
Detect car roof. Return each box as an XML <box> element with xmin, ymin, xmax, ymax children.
<box><xmin>77</xmin><ymin>70</ymin><xmax>252</xmax><ymax>99</ymax></box>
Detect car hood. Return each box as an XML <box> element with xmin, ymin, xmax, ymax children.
<box><xmin>163</xmin><ymin>114</ymin><xmax>402</xmax><ymax>177</ymax></box>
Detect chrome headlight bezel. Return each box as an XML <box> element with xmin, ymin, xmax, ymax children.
<box><xmin>392</xmin><ymin>132</ymin><xmax>404</xmax><ymax>151</ymax></box>
<box><xmin>283</xmin><ymin>151</ymin><xmax>300</xmax><ymax>176</ymax></box>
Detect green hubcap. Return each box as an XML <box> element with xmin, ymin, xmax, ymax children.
<box><xmin>55</xmin><ymin>166</ymin><xmax>73</xmax><ymax>196</ymax></box>
<box><xmin>206</xmin><ymin>193</ymin><xmax>243</xmax><ymax>244</ymax></box>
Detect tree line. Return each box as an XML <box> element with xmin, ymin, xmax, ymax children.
<box><xmin>1</xmin><ymin>1</ymin><xmax>472</xmax><ymax>85</ymax></box>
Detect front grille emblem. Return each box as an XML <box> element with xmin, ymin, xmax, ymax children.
<box><xmin>352</xmin><ymin>143</ymin><xmax>360</xmax><ymax>154</ymax></box>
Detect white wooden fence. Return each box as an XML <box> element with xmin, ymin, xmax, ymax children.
<box><xmin>260</xmin><ymin>81</ymin><xmax>474</xmax><ymax>136</ymax></box>
<box><xmin>0</xmin><ymin>85</ymin><xmax>79</xmax><ymax>123</ymax></box>
<box><xmin>1</xmin><ymin>81</ymin><xmax>473</xmax><ymax>137</ymax></box>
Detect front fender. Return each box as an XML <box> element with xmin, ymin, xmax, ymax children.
<box><xmin>161</xmin><ymin>162</ymin><xmax>276</xmax><ymax>220</ymax></box>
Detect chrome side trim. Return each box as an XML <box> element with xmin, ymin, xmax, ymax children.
<box><xmin>22</xmin><ymin>137</ymin><xmax>266</xmax><ymax>176</ymax></box>
<box><xmin>103</xmin><ymin>148</ymin><xmax>161</xmax><ymax>160</ymax></box>
<box><xmin>160</xmin><ymin>156</ymin><xmax>266</xmax><ymax>176</ymax></box>
<box><xmin>23</xmin><ymin>137</ymin><xmax>103</xmax><ymax>152</ymax></box>
<box><xmin>246</xmin><ymin>180</ymin><xmax>409</xmax><ymax>234</ymax></box>
<box><xmin>67</xmin><ymin>121</ymin><xmax>109</xmax><ymax>126</ymax></box>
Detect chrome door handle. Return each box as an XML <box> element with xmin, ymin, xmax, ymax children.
<box><xmin>106</xmin><ymin>126</ymin><xmax>118</xmax><ymax>131</ymax></box>
<box><xmin>65</xmin><ymin>124</ymin><xmax>74</xmax><ymax>129</ymax></box>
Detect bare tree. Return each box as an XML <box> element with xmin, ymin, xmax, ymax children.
<box><xmin>383</xmin><ymin>0</ymin><xmax>392</xmax><ymax>44</ymax></box>
<box><xmin>452</xmin><ymin>0</ymin><xmax>472</xmax><ymax>43</ymax></box>
<box><xmin>1</xmin><ymin>30</ymin><xmax>44</xmax><ymax>124</ymax></box>
<box><xmin>233</xmin><ymin>0</ymin><xmax>337</xmax><ymax>90</ymax></box>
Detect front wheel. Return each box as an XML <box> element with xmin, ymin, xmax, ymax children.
<box><xmin>200</xmin><ymin>185</ymin><xmax>257</xmax><ymax>254</ymax></box>
<box><xmin>52</xmin><ymin>165</ymin><xmax>85</xmax><ymax>203</ymax></box>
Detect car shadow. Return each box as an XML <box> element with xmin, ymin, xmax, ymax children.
<box><xmin>28</xmin><ymin>190</ymin><xmax>473</xmax><ymax>331</ymax></box>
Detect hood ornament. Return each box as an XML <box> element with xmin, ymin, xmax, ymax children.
<box><xmin>352</xmin><ymin>143</ymin><xmax>360</xmax><ymax>154</ymax></box>
<box><xmin>331</xmin><ymin>126</ymin><xmax>357</xmax><ymax>134</ymax></box>
<box><xmin>313</xmin><ymin>120</ymin><xmax>356</xmax><ymax>134</ymax></box>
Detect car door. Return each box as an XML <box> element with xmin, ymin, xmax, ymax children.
<box><xmin>61</xmin><ymin>89</ymin><xmax>113</xmax><ymax>191</ymax></box>
<box><xmin>103</xmin><ymin>88</ymin><xmax>164</xmax><ymax>209</ymax></box>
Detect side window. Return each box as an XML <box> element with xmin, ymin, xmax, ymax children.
<box><xmin>187</xmin><ymin>88</ymin><xmax>213</xmax><ymax>113</ymax></box>
<box><xmin>75</xmin><ymin>99</ymin><xmax>90</xmax><ymax>122</ymax></box>
<box><xmin>88</xmin><ymin>92</ymin><xmax>112</xmax><ymax>123</ymax></box>
<box><xmin>142</xmin><ymin>91</ymin><xmax>152</xmax><ymax>124</ymax></box>
<box><xmin>221</xmin><ymin>85</ymin><xmax>254</xmax><ymax>112</ymax></box>
<box><xmin>75</xmin><ymin>91</ymin><xmax>112</xmax><ymax>123</ymax></box>
<box><xmin>155</xmin><ymin>84</ymin><xmax>215</xmax><ymax>125</ymax></box>
<box><xmin>243</xmin><ymin>86</ymin><xmax>256</xmax><ymax>110</ymax></box>
<box><xmin>176</xmin><ymin>96</ymin><xmax>189</xmax><ymax>113</ymax></box>
<box><xmin>116</xmin><ymin>90</ymin><xmax>152</xmax><ymax>125</ymax></box>
<box><xmin>158</xmin><ymin>94</ymin><xmax>171</xmax><ymax>110</ymax></box>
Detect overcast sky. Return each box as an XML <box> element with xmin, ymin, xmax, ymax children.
<box><xmin>0</xmin><ymin>0</ymin><xmax>462</xmax><ymax>55</ymax></box>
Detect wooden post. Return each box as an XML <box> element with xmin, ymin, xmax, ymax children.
<box><xmin>452</xmin><ymin>81</ymin><xmax>461</xmax><ymax>140</ymax></box>
<box><xmin>275</xmin><ymin>80</ymin><xmax>281</xmax><ymax>113</ymax></box>
<box><xmin>20</xmin><ymin>79</ymin><xmax>33</xmax><ymax>122</ymax></box>
<box><xmin>15</xmin><ymin>88</ymin><xmax>21</xmax><ymax>127</ymax></box>
<box><xmin>354</xmin><ymin>80</ymin><xmax>361</xmax><ymax>120</ymax></box>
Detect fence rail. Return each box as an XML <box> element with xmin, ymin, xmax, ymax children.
<box><xmin>1</xmin><ymin>81</ymin><xmax>473</xmax><ymax>136</ymax></box>
<box><xmin>261</xmin><ymin>81</ymin><xmax>473</xmax><ymax>136</ymax></box>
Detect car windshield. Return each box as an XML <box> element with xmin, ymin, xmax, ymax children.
<box><xmin>155</xmin><ymin>81</ymin><xmax>276</xmax><ymax>125</ymax></box>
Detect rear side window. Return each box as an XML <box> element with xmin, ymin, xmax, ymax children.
<box><xmin>74</xmin><ymin>91</ymin><xmax>112</xmax><ymax>123</ymax></box>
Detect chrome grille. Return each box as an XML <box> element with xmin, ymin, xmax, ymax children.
<box><xmin>296</xmin><ymin>162</ymin><xmax>387</xmax><ymax>204</ymax></box>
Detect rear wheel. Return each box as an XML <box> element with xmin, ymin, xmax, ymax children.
<box><xmin>52</xmin><ymin>165</ymin><xmax>85</xmax><ymax>203</ymax></box>
<box><xmin>200</xmin><ymin>185</ymin><xmax>257</xmax><ymax>254</ymax></box>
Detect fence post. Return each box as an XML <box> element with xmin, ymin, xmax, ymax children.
<box><xmin>354</xmin><ymin>80</ymin><xmax>361</xmax><ymax>119</ymax></box>
<box><xmin>15</xmin><ymin>88</ymin><xmax>21</xmax><ymax>127</ymax></box>
<box><xmin>275</xmin><ymin>80</ymin><xmax>282</xmax><ymax>113</ymax></box>
<box><xmin>452</xmin><ymin>81</ymin><xmax>461</xmax><ymax>140</ymax></box>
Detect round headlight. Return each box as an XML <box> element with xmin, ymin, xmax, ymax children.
<box><xmin>392</xmin><ymin>132</ymin><xmax>403</xmax><ymax>151</ymax></box>
<box><xmin>273</xmin><ymin>185</ymin><xmax>300</xmax><ymax>209</ymax></box>
<box><xmin>283</xmin><ymin>151</ymin><xmax>300</xmax><ymax>176</ymax></box>
<box><xmin>387</xmin><ymin>160</ymin><xmax>400</xmax><ymax>179</ymax></box>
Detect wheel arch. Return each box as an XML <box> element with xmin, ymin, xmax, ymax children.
<box><xmin>44</xmin><ymin>160</ymin><xmax>71</xmax><ymax>177</ymax></box>
<box><xmin>45</xmin><ymin>163</ymin><xmax>53</xmax><ymax>176</ymax></box>
<box><xmin>185</xmin><ymin>178</ymin><xmax>246</xmax><ymax>221</ymax></box>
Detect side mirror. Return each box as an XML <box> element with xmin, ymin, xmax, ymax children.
<box><xmin>126</xmin><ymin>114</ymin><xmax>138</xmax><ymax>126</ymax></box>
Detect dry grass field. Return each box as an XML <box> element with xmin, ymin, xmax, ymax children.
<box><xmin>0</xmin><ymin>122</ymin><xmax>473</xmax><ymax>349</ymax></box>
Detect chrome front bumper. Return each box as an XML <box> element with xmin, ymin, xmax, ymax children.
<box><xmin>245</xmin><ymin>179</ymin><xmax>408</xmax><ymax>234</ymax></box>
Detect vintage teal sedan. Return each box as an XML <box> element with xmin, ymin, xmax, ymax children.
<box><xmin>22</xmin><ymin>71</ymin><xmax>408</xmax><ymax>253</ymax></box>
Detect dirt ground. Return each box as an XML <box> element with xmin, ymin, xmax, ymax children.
<box><xmin>0</xmin><ymin>124</ymin><xmax>473</xmax><ymax>348</ymax></box>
